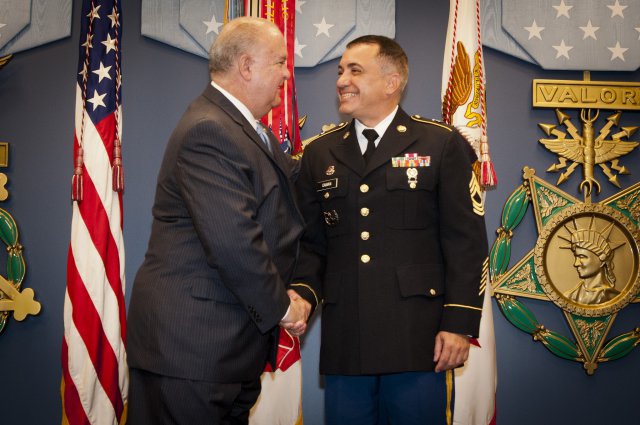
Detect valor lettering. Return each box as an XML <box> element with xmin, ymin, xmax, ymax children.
<box><xmin>622</xmin><ymin>89</ymin><xmax>637</xmax><ymax>105</ymax></box>
<box><xmin>580</xmin><ymin>87</ymin><xmax>597</xmax><ymax>103</ymax></box>
<box><xmin>558</xmin><ymin>87</ymin><xmax>578</xmax><ymax>103</ymax></box>
<box><xmin>601</xmin><ymin>88</ymin><xmax>616</xmax><ymax>104</ymax></box>
<box><xmin>539</xmin><ymin>85</ymin><xmax>558</xmax><ymax>102</ymax></box>
<box><xmin>533</xmin><ymin>80</ymin><xmax>640</xmax><ymax>110</ymax></box>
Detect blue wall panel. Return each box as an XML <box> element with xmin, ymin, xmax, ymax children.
<box><xmin>0</xmin><ymin>1</ymin><xmax>639</xmax><ymax>424</ymax></box>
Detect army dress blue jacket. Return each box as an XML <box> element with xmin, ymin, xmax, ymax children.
<box><xmin>294</xmin><ymin>108</ymin><xmax>488</xmax><ymax>375</ymax></box>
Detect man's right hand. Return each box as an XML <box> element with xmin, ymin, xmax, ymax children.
<box><xmin>279</xmin><ymin>289</ymin><xmax>311</xmax><ymax>336</ymax></box>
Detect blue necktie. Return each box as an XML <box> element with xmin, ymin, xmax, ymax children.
<box><xmin>256</xmin><ymin>122</ymin><xmax>273</xmax><ymax>154</ymax></box>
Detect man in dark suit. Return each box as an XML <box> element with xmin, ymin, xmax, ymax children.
<box><xmin>294</xmin><ymin>35</ymin><xmax>488</xmax><ymax>424</ymax></box>
<box><xmin>127</xmin><ymin>17</ymin><xmax>317</xmax><ymax>424</ymax></box>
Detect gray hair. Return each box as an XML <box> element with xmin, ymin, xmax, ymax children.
<box><xmin>209</xmin><ymin>17</ymin><xmax>279</xmax><ymax>75</ymax></box>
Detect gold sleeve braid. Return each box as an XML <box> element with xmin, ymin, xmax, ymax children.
<box><xmin>290</xmin><ymin>283</ymin><xmax>320</xmax><ymax>307</ymax></box>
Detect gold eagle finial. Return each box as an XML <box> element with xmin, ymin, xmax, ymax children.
<box><xmin>442</xmin><ymin>42</ymin><xmax>472</xmax><ymax>123</ymax></box>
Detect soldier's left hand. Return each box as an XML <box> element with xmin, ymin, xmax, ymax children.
<box><xmin>433</xmin><ymin>331</ymin><xmax>470</xmax><ymax>372</ymax></box>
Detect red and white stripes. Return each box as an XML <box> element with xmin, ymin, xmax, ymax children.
<box><xmin>62</xmin><ymin>2</ymin><xmax>127</xmax><ymax>423</ymax></box>
<box><xmin>63</xmin><ymin>95</ymin><xmax>127</xmax><ymax>425</ymax></box>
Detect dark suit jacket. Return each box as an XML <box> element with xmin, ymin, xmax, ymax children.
<box><xmin>294</xmin><ymin>108</ymin><xmax>488</xmax><ymax>375</ymax></box>
<box><xmin>127</xmin><ymin>85</ymin><xmax>311</xmax><ymax>383</ymax></box>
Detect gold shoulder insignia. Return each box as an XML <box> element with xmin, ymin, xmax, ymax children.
<box><xmin>301</xmin><ymin>121</ymin><xmax>349</xmax><ymax>149</ymax></box>
<box><xmin>411</xmin><ymin>115</ymin><xmax>453</xmax><ymax>132</ymax></box>
<box><xmin>469</xmin><ymin>172</ymin><xmax>484</xmax><ymax>216</ymax></box>
<box><xmin>0</xmin><ymin>54</ymin><xmax>12</xmax><ymax>70</ymax></box>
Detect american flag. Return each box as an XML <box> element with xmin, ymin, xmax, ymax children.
<box><xmin>62</xmin><ymin>1</ymin><xmax>127</xmax><ymax>424</ymax></box>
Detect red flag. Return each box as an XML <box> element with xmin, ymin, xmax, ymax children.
<box><xmin>62</xmin><ymin>1</ymin><xmax>128</xmax><ymax>424</ymax></box>
<box><xmin>251</xmin><ymin>329</ymin><xmax>304</xmax><ymax>425</ymax></box>
<box><xmin>247</xmin><ymin>2</ymin><xmax>304</xmax><ymax>424</ymax></box>
<box><xmin>259</xmin><ymin>0</ymin><xmax>302</xmax><ymax>155</ymax></box>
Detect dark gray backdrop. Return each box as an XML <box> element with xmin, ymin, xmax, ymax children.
<box><xmin>1</xmin><ymin>1</ymin><xmax>639</xmax><ymax>424</ymax></box>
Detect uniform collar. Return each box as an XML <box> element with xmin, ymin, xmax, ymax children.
<box><xmin>354</xmin><ymin>106</ymin><xmax>399</xmax><ymax>154</ymax></box>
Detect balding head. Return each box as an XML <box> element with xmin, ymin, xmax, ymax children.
<box><xmin>208</xmin><ymin>17</ymin><xmax>290</xmax><ymax>119</ymax></box>
<box><xmin>209</xmin><ymin>17</ymin><xmax>281</xmax><ymax>77</ymax></box>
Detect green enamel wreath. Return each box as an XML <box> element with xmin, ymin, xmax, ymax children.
<box><xmin>0</xmin><ymin>207</ymin><xmax>26</xmax><ymax>333</ymax></box>
<box><xmin>490</xmin><ymin>183</ymin><xmax>584</xmax><ymax>362</ymax></box>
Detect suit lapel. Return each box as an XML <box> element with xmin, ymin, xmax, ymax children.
<box><xmin>202</xmin><ymin>85</ymin><xmax>303</xmax><ymax>224</ymax></box>
<box><xmin>364</xmin><ymin>108</ymin><xmax>417</xmax><ymax>175</ymax></box>
<box><xmin>329</xmin><ymin>121</ymin><xmax>365</xmax><ymax>177</ymax></box>
<box><xmin>263</xmin><ymin>128</ymin><xmax>305</xmax><ymax>226</ymax></box>
<box><xmin>264</xmin><ymin>129</ymin><xmax>292</xmax><ymax>173</ymax></box>
<box><xmin>202</xmin><ymin>85</ymin><xmax>288</xmax><ymax>174</ymax></box>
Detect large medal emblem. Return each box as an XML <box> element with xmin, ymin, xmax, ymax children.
<box><xmin>0</xmin><ymin>143</ymin><xmax>40</xmax><ymax>335</ymax></box>
<box><xmin>491</xmin><ymin>74</ymin><xmax>640</xmax><ymax>374</ymax></box>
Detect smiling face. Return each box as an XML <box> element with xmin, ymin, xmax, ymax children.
<box><xmin>249</xmin><ymin>29</ymin><xmax>290</xmax><ymax>118</ymax></box>
<box><xmin>336</xmin><ymin>43</ymin><xmax>399</xmax><ymax>127</ymax></box>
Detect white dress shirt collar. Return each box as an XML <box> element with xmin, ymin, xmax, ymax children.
<box><xmin>211</xmin><ymin>81</ymin><xmax>260</xmax><ymax>131</ymax></box>
<box><xmin>354</xmin><ymin>106</ymin><xmax>399</xmax><ymax>154</ymax></box>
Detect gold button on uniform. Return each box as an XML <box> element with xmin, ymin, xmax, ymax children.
<box><xmin>324</xmin><ymin>192</ymin><xmax>330</xmax><ymax>199</ymax></box>
<box><xmin>429</xmin><ymin>289</ymin><xmax>436</xmax><ymax>296</ymax></box>
<box><xmin>360</xmin><ymin>207</ymin><xmax>370</xmax><ymax>216</ymax></box>
<box><xmin>361</xmin><ymin>254</ymin><xmax>371</xmax><ymax>263</ymax></box>
<box><xmin>360</xmin><ymin>184</ymin><xmax>369</xmax><ymax>193</ymax></box>
<box><xmin>361</xmin><ymin>231</ymin><xmax>370</xmax><ymax>240</ymax></box>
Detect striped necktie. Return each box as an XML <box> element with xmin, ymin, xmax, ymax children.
<box><xmin>256</xmin><ymin>122</ymin><xmax>273</xmax><ymax>154</ymax></box>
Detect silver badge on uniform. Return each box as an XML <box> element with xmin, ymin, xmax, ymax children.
<box><xmin>324</xmin><ymin>210</ymin><xmax>340</xmax><ymax>226</ymax></box>
<box><xmin>326</xmin><ymin>165</ymin><xmax>335</xmax><ymax>175</ymax></box>
<box><xmin>407</xmin><ymin>167</ymin><xmax>418</xmax><ymax>189</ymax></box>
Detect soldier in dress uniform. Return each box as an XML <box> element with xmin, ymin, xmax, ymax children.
<box><xmin>294</xmin><ymin>35</ymin><xmax>488</xmax><ymax>424</ymax></box>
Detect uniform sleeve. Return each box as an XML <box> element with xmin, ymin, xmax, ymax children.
<box><xmin>291</xmin><ymin>144</ymin><xmax>326</xmax><ymax>307</ymax></box>
<box><xmin>281</xmin><ymin>148</ymin><xmax>302</xmax><ymax>182</ymax></box>
<box><xmin>437</xmin><ymin>129</ymin><xmax>488</xmax><ymax>337</ymax></box>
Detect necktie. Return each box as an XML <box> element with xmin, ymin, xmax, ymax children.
<box><xmin>256</xmin><ymin>122</ymin><xmax>273</xmax><ymax>154</ymax></box>
<box><xmin>362</xmin><ymin>129</ymin><xmax>379</xmax><ymax>164</ymax></box>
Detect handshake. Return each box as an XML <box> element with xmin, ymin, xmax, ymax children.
<box><xmin>279</xmin><ymin>289</ymin><xmax>311</xmax><ymax>337</ymax></box>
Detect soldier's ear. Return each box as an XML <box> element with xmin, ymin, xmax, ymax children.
<box><xmin>385</xmin><ymin>72</ymin><xmax>401</xmax><ymax>96</ymax></box>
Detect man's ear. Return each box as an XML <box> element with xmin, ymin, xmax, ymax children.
<box><xmin>385</xmin><ymin>72</ymin><xmax>401</xmax><ymax>96</ymax></box>
<box><xmin>238</xmin><ymin>53</ymin><xmax>253</xmax><ymax>81</ymax></box>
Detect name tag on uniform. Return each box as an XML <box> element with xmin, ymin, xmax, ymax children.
<box><xmin>316</xmin><ymin>178</ymin><xmax>338</xmax><ymax>191</ymax></box>
<box><xmin>391</xmin><ymin>153</ymin><xmax>430</xmax><ymax>167</ymax></box>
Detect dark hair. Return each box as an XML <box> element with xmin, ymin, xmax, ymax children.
<box><xmin>346</xmin><ymin>35</ymin><xmax>409</xmax><ymax>90</ymax></box>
